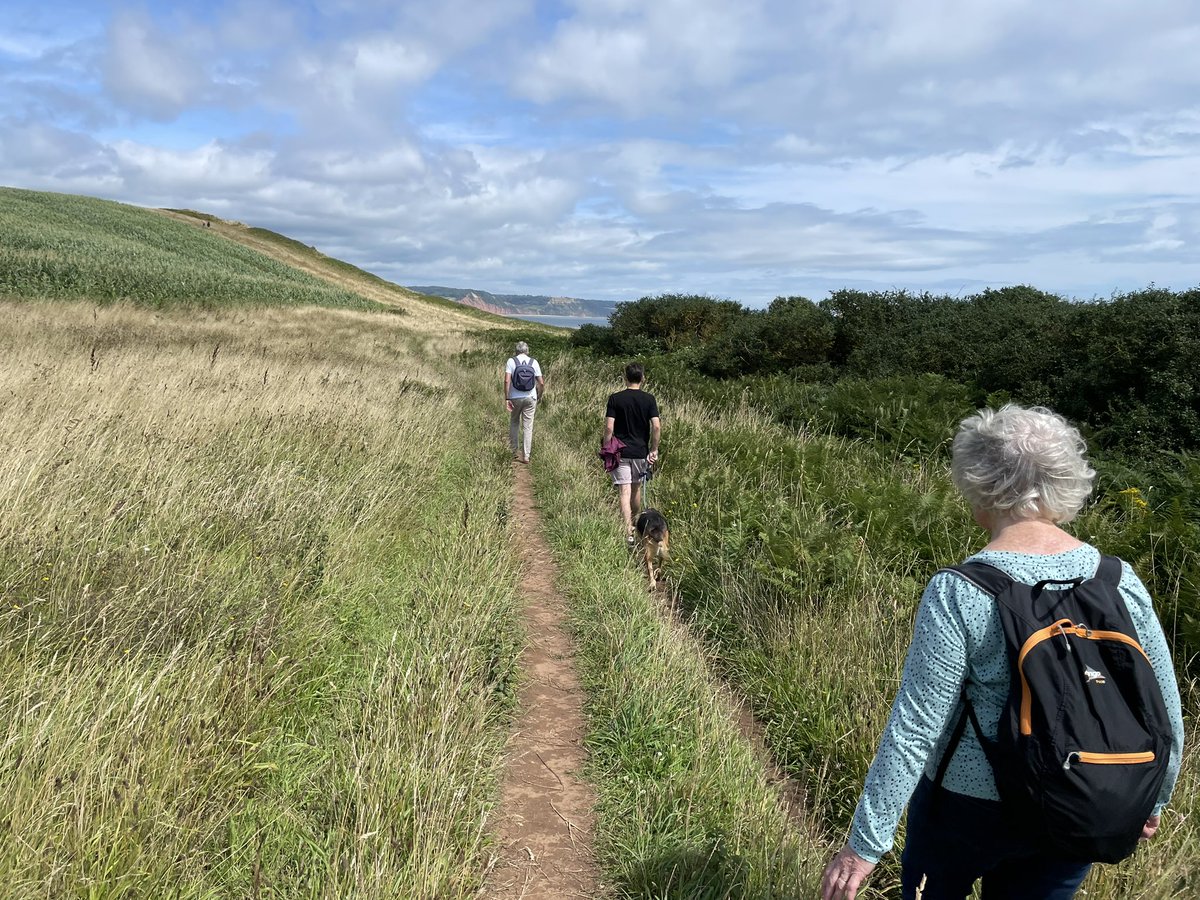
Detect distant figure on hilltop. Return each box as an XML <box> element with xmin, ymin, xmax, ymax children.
<box><xmin>505</xmin><ymin>341</ymin><xmax>544</xmax><ymax>464</ymax></box>
<box><xmin>602</xmin><ymin>362</ymin><xmax>661</xmax><ymax>545</ymax></box>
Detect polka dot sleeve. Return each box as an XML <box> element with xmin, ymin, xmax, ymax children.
<box><xmin>849</xmin><ymin>573</ymin><xmax>970</xmax><ymax>863</ymax></box>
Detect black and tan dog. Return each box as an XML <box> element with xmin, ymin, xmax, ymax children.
<box><xmin>635</xmin><ymin>508</ymin><xmax>671</xmax><ymax>587</ymax></box>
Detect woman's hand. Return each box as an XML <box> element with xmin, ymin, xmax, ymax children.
<box><xmin>821</xmin><ymin>845</ymin><xmax>875</xmax><ymax>900</ymax></box>
<box><xmin>505</xmin><ymin>400</ymin><xmax>513</xmax><ymax>412</ymax></box>
<box><xmin>1141</xmin><ymin>814</ymin><xmax>1161</xmax><ymax>841</ymax></box>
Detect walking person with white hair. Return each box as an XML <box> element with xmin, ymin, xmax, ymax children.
<box><xmin>821</xmin><ymin>404</ymin><xmax>1184</xmax><ymax>900</ymax></box>
<box><xmin>504</xmin><ymin>341</ymin><xmax>544</xmax><ymax>464</ymax></box>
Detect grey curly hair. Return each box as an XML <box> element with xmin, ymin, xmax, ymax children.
<box><xmin>951</xmin><ymin>404</ymin><xmax>1096</xmax><ymax>523</ymax></box>
<box><xmin>514</xmin><ymin>341</ymin><xmax>529</xmax><ymax>355</ymax></box>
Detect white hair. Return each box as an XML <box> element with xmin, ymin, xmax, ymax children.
<box><xmin>514</xmin><ymin>341</ymin><xmax>529</xmax><ymax>355</ymax></box>
<box><xmin>951</xmin><ymin>404</ymin><xmax>1095</xmax><ymax>523</ymax></box>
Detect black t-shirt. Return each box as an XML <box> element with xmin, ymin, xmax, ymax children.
<box><xmin>605</xmin><ymin>388</ymin><xmax>660</xmax><ymax>459</ymax></box>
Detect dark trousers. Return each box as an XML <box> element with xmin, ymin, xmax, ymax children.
<box><xmin>901</xmin><ymin>777</ymin><xmax>1091</xmax><ymax>900</ymax></box>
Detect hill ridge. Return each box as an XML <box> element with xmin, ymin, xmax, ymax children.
<box><xmin>409</xmin><ymin>284</ymin><xmax>617</xmax><ymax>319</ymax></box>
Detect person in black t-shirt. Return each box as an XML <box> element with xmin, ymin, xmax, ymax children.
<box><xmin>603</xmin><ymin>362</ymin><xmax>661</xmax><ymax>544</ymax></box>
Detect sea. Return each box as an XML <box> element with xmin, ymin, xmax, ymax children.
<box><xmin>509</xmin><ymin>314</ymin><xmax>608</xmax><ymax>329</ymax></box>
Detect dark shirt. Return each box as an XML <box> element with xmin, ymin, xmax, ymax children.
<box><xmin>605</xmin><ymin>388</ymin><xmax>659</xmax><ymax>460</ymax></box>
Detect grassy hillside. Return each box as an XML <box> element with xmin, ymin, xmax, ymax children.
<box><xmin>0</xmin><ymin>187</ymin><xmax>550</xmax><ymax>335</ymax></box>
<box><xmin>0</xmin><ymin>188</ymin><xmax>380</xmax><ymax>310</ymax></box>
<box><xmin>0</xmin><ymin>190</ymin><xmax>549</xmax><ymax>896</ymax></box>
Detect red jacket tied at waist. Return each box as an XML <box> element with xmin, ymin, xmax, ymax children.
<box><xmin>598</xmin><ymin>436</ymin><xmax>625</xmax><ymax>472</ymax></box>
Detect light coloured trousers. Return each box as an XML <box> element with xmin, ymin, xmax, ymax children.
<box><xmin>509</xmin><ymin>396</ymin><xmax>537</xmax><ymax>457</ymax></box>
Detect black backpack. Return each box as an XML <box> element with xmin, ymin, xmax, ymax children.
<box><xmin>935</xmin><ymin>555</ymin><xmax>1172</xmax><ymax>863</ymax></box>
<box><xmin>510</xmin><ymin>357</ymin><xmax>537</xmax><ymax>392</ymax></box>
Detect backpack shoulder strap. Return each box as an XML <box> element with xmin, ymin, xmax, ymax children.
<box><xmin>1095</xmin><ymin>554</ymin><xmax>1123</xmax><ymax>585</ymax></box>
<box><xmin>931</xmin><ymin>693</ymin><xmax>987</xmax><ymax>795</ymax></box>
<box><xmin>939</xmin><ymin>560</ymin><xmax>1014</xmax><ymax>598</ymax></box>
<box><xmin>928</xmin><ymin>563</ymin><xmax>1009</xmax><ymax>803</ymax></box>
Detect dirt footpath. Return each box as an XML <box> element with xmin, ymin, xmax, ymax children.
<box><xmin>484</xmin><ymin>462</ymin><xmax>600</xmax><ymax>899</ymax></box>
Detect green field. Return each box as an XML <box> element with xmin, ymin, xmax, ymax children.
<box><xmin>1</xmin><ymin>188</ymin><xmax>1194</xmax><ymax>898</ymax></box>
<box><xmin>0</xmin><ymin>188</ymin><xmax>378</xmax><ymax>309</ymax></box>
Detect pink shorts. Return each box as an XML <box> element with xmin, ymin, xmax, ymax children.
<box><xmin>611</xmin><ymin>458</ymin><xmax>650</xmax><ymax>486</ymax></box>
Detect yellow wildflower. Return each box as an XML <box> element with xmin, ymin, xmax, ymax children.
<box><xmin>1118</xmin><ymin>487</ymin><xmax>1149</xmax><ymax>511</ymax></box>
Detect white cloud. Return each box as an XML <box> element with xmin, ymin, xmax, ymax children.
<box><xmin>516</xmin><ymin>0</ymin><xmax>769</xmax><ymax>114</ymax></box>
<box><xmin>4</xmin><ymin>0</ymin><xmax>1200</xmax><ymax>304</ymax></box>
<box><xmin>352</xmin><ymin>37</ymin><xmax>437</xmax><ymax>85</ymax></box>
<box><xmin>304</xmin><ymin>143</ymin><xmax>427</xmax><ymax>183</ymax></box>
<box><xmin>217</xmin><ymin>0</ymin><xmax>300</xmax><ymax>51</ymax></box>
<box><xmin>0</xmin><ymin>123</ymin><xmax>123</xmax><ymax>196</ymax></box>
<box><xmin>841</xmin><ymin>0</ymin><xmax>1049</xmax><ymax>66</ymax></box>
<box><xmin>400</xmin><ymin>0</ymin><xmax>532</xmax><ymax>51</ymax></box>
<box><xmin>102</xmin><ymin>10</ymin><xmax>209</xmax><ymax>119</ymax></box>
<box><xmin>111</xmin><ymin>140</ymin><xmax>274</xmax><ymax>193</ymax></box>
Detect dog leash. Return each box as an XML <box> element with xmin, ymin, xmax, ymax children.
<box><xmin>639</xmin><ymin>465</ymin><xmax>653</xmax><ymax>506</ymax></box>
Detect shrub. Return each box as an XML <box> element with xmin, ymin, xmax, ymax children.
<box><xmin>570</xmin><ymin>323</ymin><xmax>620</xmax><ymax>355</ymax></box>
<box><xmin>694</xmin><ymin>315</ymin><xmax>768</xmax><ymax>378</ymax></box>
<box><xmin>566</xmin><ymin>282</ymin><xmax>1200</xmax><ymax>459</ymax></box>
<box><xmin>759</xmin><ymin>296</ymin><xmax>836</xmax><ymax>372</ymax></box>
<box><xmin>1055</xmin><ymin>288</ymin><xmax>1200</xmax><ymax>453</ymax></box>
<box><xmin>608</xmin><ymin>294</ymin><xmax>747</xmax><ymax>354</ymax></box>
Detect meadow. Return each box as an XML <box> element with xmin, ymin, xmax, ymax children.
<box><xmin>0</xmin><ymin>300</ymin><xmax>527</xmax><ymax>897</ymax></box>
<box><xmin>2</xmin><ymin>186</ymin><xmax>1195</xmax><ymax>898</ymax></box>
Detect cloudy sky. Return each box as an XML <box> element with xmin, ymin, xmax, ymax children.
<box><xmin>2</xmin><ymin>0</ymin><xmax>1198</xmax><ymax>305</ymax></box>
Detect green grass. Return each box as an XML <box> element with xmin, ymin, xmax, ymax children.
<box><xmin>535</xmin><ymin>348</ymin><xmax>1200</xmax><ymax>898</ymax></box>
<box><xmin>1</xmin><ymin>188</ymin><xmax>378</xmax><ymax>309</ymax></box>
<box><xmin>526</xmin><ymin>396</ymin><xmax>823</xmax><ymax>897</ymax></box>
<box><xmin>5</xmin><ymin>186</ymin><xmax>1195</xmax><ymax>898</ymax></box>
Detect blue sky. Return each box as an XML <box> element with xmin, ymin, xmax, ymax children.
<box><xmin>2</xmin><ymin>0</ymin><xmax>1198</xmax><ymax>305</ymax></box>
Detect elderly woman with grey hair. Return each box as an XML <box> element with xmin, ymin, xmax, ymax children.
<box><xmin>821</xmin><ymin>404</ymin><xmax>1184</xmax><ymax>900</ymax></box>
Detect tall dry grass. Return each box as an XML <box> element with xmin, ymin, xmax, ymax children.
<box><xmin>0</xmin><ymin>300</ymin><xmax>523</xmax><ymax>897</ymax></box>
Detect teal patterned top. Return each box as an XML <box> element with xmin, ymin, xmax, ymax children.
<box><xmin>849</xmin><ymin>545</ymin><xmax>1185</xmax><ymax>864</ymax></box>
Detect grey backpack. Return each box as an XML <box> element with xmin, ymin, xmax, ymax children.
<box><xmin>510</xmin><ymin>357</ymin><xmax>537</xmax><ymax>392</ymax></box>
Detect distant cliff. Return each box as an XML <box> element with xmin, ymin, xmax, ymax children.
<box><xmin>409</xmin><ymin>286</ymin><xmax>618</xmax><ymax>319</ymax></box>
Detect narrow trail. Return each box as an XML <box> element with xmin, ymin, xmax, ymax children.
<box><xmin>632</xmin><ymin>477</ymin><xmax>809</xmax><ymax>830</ymax></box>
<box><xmin>484</xmin><ymin>455</ymin><xmax>809</xmax><ymax>897</ymax></box>
<box><xmin>651</xmin><ymin>583</ymin><xmax>810</xmax><ymax>832</ymax></box>
<box><xmin>484</xmin><ymin>461</ymin><xmax>600</xmax><ymax>899</ymax></box>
